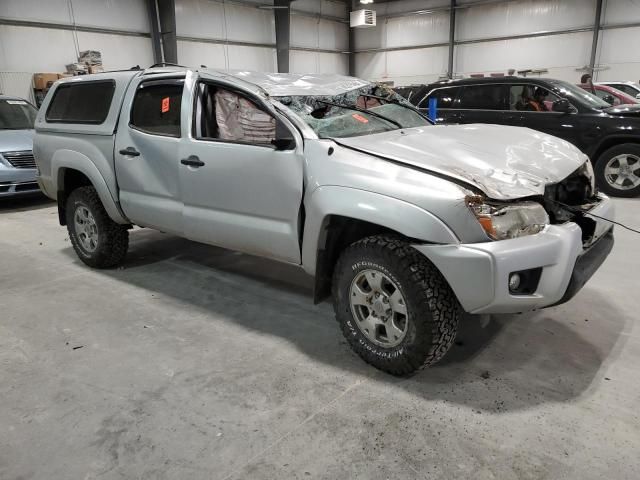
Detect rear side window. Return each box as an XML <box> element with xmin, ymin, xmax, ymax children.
<box><xmin>46</xmin><ymin>81</ymin><xmax>115</xmax><ymax>124</ymax></box>
<box><xmin>456</xmin><ymin>84</ymin><xmax>508</xmax><ymax>110</ymax></box>
<box><xmin>421</xmin><ymin>87</ymin><xmax>461</xmax><ymax>108</ymax></box>
<box><xmin>130</xmin><ymin>81</ymin><xmax>183</xmax><ymax>137</ymax></box>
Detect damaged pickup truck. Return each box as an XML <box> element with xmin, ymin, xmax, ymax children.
<box><xmin>33</xmin><ymin>68</ymin><xmax>614</xmax><ymax>375</ymax></box>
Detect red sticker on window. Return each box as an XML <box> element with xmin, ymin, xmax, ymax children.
<box><xmin>352</xmin><ymin>113</ymin><xmax>368</xmax><ymax>123</ymax></box>
<box><xmin>161</xmin><ymin>97</ymin><xmax>170</xmax><ymax>113</ymax></box>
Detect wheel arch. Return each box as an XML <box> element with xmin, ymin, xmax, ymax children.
<box><xmin>591</xmin><ymin>136</ymin><xmax>640</xmax><ymax>163</ymax></box>
<box><xmin>52</xmin><ymin>150</ymin><xmax>129</xmax><ymax>225</ymax></box>
<box><xmin>302</xmin><ymin>186</ymin><xmax>458</xmax><ymax>304</ymax></box>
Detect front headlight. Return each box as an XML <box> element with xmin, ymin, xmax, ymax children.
<box><xmin>467</xmin><ymin>197</ymin><xmax>549</xmax><ymax>240</ymax></box>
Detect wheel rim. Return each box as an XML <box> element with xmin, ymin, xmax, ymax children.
<box><xmin>73</xmin><ymin>204</ymin><xmax>99</xmax><ymax>252</ymax></box>
<box><xmin>604</xmin><ymin>154</ymin><xmax>640</xmax><ymax>190</ymax></box>
<box><xmin>349</xmin><ymin>269</ymin><xmax>409</xmax><ymax>348</ymax></box>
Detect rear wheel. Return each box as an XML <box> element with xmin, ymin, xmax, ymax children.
<box><xmin>594</xmin><ymin>144</ymin><xmax>640</xmax><ymax>197</ymax></box>
<box><xmin>332</xmin><ymin>235</ymin><xmax>462</xmax><ymax>376</ymax></box>
<box><xmin>66</xmin><ymin>186</ymin><xmax>129</xmax><ymax>268</ymax></box>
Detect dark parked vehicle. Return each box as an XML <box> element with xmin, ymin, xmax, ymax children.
<box><xmin>398</xmin><ymin>77</ymin><xmax>640</xmax><ymax>197</ymax></box>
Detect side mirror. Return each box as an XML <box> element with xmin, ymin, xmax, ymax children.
<box><xmin>602</xmin><ymin>94</ymin><xmax>615</xmax><ymax>105</ymax></box>
<box><xmin>271</xmin><ymin>138</ymin><xmax>296</xmax><ymax>151</ymax></box>
<box><xmin>552</xmin><ymin>98</ymin><xmax>573</xmax><ymax>113</ymax></box>
<box><xmin>271</xmin><ymin>119</ymin><xmax>296</xmax><ymax>151</ymax></box>
<box><xmin>636</xmin><ymin>93</ymin><xmax>640</xmax><ymax>100</ymax></box>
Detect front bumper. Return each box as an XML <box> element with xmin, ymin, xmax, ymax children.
<box><xmin>0</xmin><ymin>167</ymin><xmax>40</xmax><ymax>197</ymax></box>
<box><xmin>413</xmin><ymin>196</ymin><xmax>614</xmax><ymax>314</ymax></box>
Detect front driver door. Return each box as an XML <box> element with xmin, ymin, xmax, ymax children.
<box><xmin>509</xmin><ymin>84</ymin><xmax>582</xmax><ymax>148</ymax></box>
<box><xmin>179</xmin><ymin>78</ymin><xmax>304</xmax><ymax>264</ymax></box>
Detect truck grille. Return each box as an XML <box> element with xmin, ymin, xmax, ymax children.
<box><xmin>2</xmin><ymin>151</ymin><xmax>36</xmax><ymax>169</ymax></box>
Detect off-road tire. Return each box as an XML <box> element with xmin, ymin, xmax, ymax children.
<box><xmin>594</xmin><ymin>143</ymin><xmax>640</xmax><ymax>197</ymax></box>
<box><xmin>332</xmin><ymin>235</ymin><xmax>462</xmax><ymax>376</ymax></box>
<box><xmin>66</xmin><ymin>186</ymin><xmax>129</xmax><ymax>268</ymax></box>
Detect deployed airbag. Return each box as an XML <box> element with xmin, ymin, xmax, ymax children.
<box><xmin>215</xmin><ymin>90</ymin><xmax>275</xmax><ymax>144</ymax></box>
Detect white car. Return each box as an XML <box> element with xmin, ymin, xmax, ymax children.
<box><xmin>596</xmin><ymin>81</ymin><xmax>640</xmax><ymax>100</ymax></box>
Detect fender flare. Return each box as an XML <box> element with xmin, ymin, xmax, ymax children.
<box><xmin>301</xmin><ymin>185</ymin><xmax>458</xmax><ymax>276</ymax></box>
<box><xmin>52</xmin><ymin>150</ymin><xmax>129</xmax><ymax>224</ymax></box>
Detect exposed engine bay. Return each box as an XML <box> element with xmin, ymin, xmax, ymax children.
<box><xmin>543</xmin><ymin>163</ymin><xmax>600</xmax><ymax>245</ymax></box>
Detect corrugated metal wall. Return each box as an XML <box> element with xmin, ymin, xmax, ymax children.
<box><xmin>353</xmin><ymin>0</ymin><xmax>640</xmax><ymax>86</ymax></box>
<box><xmin>290</xmin><ymin>0</ymin><xmax>349</xmax><ymax>74</ymax></box>
<box><xmin>175</xmin><ymin>0</ymin><xmax>277</xmax><ymax>71</ymax></box>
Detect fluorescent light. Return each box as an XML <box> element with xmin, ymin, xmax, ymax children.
<box><xmin>360</xmin><ymin>0</ymin><xmax>374</xmax><ymax>4</ymax></box>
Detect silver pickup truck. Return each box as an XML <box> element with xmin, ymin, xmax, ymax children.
<box><xmin>34</xmin><ymin>67</ymin><xmax>614</xmax><ymax>375</ymax></box>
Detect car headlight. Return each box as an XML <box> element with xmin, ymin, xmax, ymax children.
<box><xmin>467</xmin><ymin>196</ymin><xmax>549</xmax><ymax>240</ymax></box>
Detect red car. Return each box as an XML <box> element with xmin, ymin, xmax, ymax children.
<box><xmin>578</xmin><ymin>83</ymin><xmax>639</xmax><ymax>106</ymax></box>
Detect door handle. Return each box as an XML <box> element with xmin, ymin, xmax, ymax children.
<box><xmin>119</xmin><ymin>147</ymin><xmax>140</xmax><ymax>157</ymax></box>
<box><xmin>181</xmin><ymin>155</ymin><xmax>205</xmax><ymax>168</ymax></box>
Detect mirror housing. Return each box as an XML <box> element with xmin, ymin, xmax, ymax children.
<box><xmin>552</xmin><ymin>98</ymin><xmax>573</xmax><ymax>113</ymax></box>
<box><xmin>272</xmin><ymin>118</ymin><xmax>296</xmax><ymax>150</ymax></box>
<box><xmin>271</xmin><ymin>138</ymin><xmax>296</xmax><ymax>150</ymax></box>
<box><xmin>602</xmin><ymin>94</ymin><xmax>615</xmax><ymax>105</ymax></box>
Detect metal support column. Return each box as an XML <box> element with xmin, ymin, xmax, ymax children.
<box><xmin>589</xmin><ymin>0</ymin><xmax>603</xmax><ymax>74</ymax></box>
<box><xmin>157</xmin><ymin>0</ymin><xmax>178</xmax><ymax>64</ymax></box>
<box><xmin>146</xmin><ymin>0</ymin><xmax>163</xmax><ymax>64</ymax></box>
<box><xmin>274</xmin><ymin>0</ymin><xmax>291</xmax><ymax>73</ymax></box>
<box><xmin>447</xmin><ymin>0</ymin><xmax>456</xmax><ymax>78</ymax></box>
<box><xmin>348</xmin><ymin>25</ymin><xmax>356</xmax><ymax>76</ymax></box>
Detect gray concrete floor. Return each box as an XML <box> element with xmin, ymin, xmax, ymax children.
<box><xmin>1</xmin><ymin>195</ymin><xmax>639</xmax><ymax>480</ymax></box>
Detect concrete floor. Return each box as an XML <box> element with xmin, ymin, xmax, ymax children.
<box><xmin>1</xmin><ymin>195</ymin><xmax>639</xmax><ymax>480</ymax></box>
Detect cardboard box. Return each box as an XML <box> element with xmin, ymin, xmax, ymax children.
<box><xmin>58</xmin><ymin>73</ymin><xmax>72</xmax><ymax>79</ymax></box>
<box><xmin>33</xmin><ymin>73</ymin><xmax>59</xmax><ymax>90</ymax></box>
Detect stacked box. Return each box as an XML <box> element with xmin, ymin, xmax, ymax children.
<box><xmin>78</xmin><ymin>50</ymin><xmax>102</xmax><ymax>66</ymax></box>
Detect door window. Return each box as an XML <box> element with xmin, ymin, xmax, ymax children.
<box><xmin>510</xmin><ymin>85</ymin><xmax>560</xmax><ymax>112</ymax></box>
<box><xmin>593</xmin><ymin>88</ymin><xmax>619</xmax><ymax>105</ymax></box>
<box><xmin>130</xmin><ymin>80</ymin><xmax>183</xmax><ymax>137</ymax></box>
<box><xmin>420</xmin><ymin>87</ymin><xmax>461</xmax><ymax>109</ymax></box>
<box><xmin>610</xmin><ymin>84</ymin><xmax>636</xmax><ymax>97</ymax></box>
<box><xmin>456</xmin><ymin>85</ymin><xmax>508</xmax><ymax>110</ymax></box>
<box><xmin>194</xmin><ymin>83</ymin><xmax>276</xmax><ymax>146</ymax></box>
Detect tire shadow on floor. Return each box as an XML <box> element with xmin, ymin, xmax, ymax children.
<box><xmin>62</xmin><ymin>229</ymin><xmax>628</xmax><ymax>413</ymax></box>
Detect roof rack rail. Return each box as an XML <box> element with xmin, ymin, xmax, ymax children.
<box><xmin>150</xmin><ymin>62</ymin><xmax>187</xmax><ymax>68</ymax></box>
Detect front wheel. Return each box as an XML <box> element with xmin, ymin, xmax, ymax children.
<box><xmin>66</xmin><ymin>186</ymin><xmax>129</xmax><ymax>268</ymax></box>
<box><xmin>594</xmin><ymin>144</ymin><xmax>640</xmax><ymax>197</ymax></box>
<box><xmin>332</xmin><ymin>235</ymin><xmax>462</xmax><ymax>376</ymax></box>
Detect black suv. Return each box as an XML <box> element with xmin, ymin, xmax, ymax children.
<box><xmin>397</xmin><ymin>77</ymin><xmax>640</xmax><ymax>197</ymax></box>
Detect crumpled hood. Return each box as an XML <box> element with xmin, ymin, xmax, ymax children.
<box><xmin>334</xmin><ymin>124</ymin><xmax>587</xmax><ymax>200</ymax></box>
<box><xmin>0</xmin><ymin>129</ymin><xmax>35</xmax><ymax>153</ymax></box>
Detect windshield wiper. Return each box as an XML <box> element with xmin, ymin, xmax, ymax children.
<box><xmin>359</xmin><ymin>94</ymin><xmax>431</xmax><ymax>120</ymax></box>
<box><xmin>316</xmin><ymin>100</ymin><xmax>403</xmax><ymax>129</ymax></box>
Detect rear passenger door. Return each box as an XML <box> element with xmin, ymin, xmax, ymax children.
<box><xmin>114</xmin><ymin>76</ymin><xmax>186</xmax><ymax>235</ymax></box>
<box><xmin>454</xmin><ymin>84</ymin><xmax>511</xmax><ymax>125</ymax></box>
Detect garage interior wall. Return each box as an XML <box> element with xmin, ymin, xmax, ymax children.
<box><xmin>289</xmin><ymin>0</ymin><xmax>349</xmax><ymax>74</ymax></box>
<box><xmin>0</xmin><ymin>0</ymin><xmax>153</xmax><ymax>101</ymax></box>
<box><xmin>0</xmin><ymin>0</ymin><xmax>350</xmax><ymax>101</ymax></box>
<box><xmin>353</xmin><ymin>0</ymin><xmax>640</xmax><ymax>86</ymax></box>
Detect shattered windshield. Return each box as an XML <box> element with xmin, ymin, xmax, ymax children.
<box><xmin>275</xmin><ymin>85</ymin><xmax>430</xmax><ymax>139</ymax></box>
